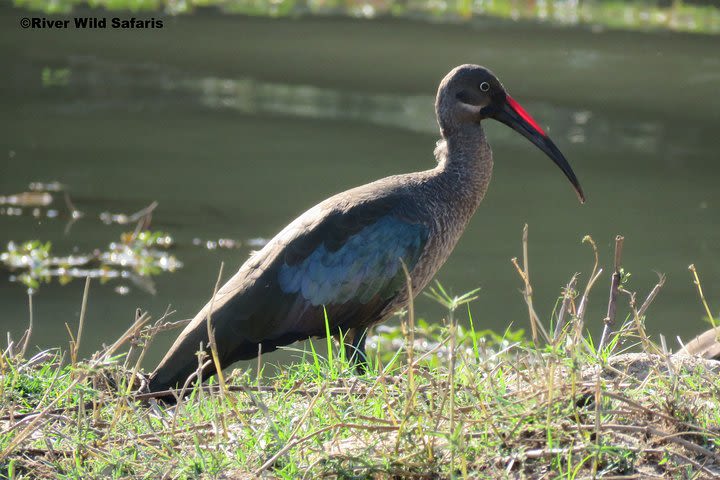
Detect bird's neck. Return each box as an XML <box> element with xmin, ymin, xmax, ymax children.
<box><xmin>434</xmin><ymin>124</ymin><xmax>494</xmax><ymax>208</ymax></box>
<box><xmin>404</xmin><ymin>124</ymin><xmax>492</xmax><ymax>287</ymax></box>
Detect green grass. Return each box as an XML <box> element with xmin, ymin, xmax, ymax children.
<box><xmin>1</xmin><ymin>235</ymin><xmax>720</xmax><ymax>478</ymax></box>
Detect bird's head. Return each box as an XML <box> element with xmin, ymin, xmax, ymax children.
<box><xmin>436</xmin><ymin>64</ymin><xmax>585</xmax><ymax>203</ymax></box>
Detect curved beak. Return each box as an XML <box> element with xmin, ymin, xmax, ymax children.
<box><xmin>492</xmin><ymin>94</ymin><xmax>585</xmax><ymax>203</ymax></box>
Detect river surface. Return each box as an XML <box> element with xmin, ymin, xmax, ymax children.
<box><xmin>1</xmin><ymin>4</ymin><xmax>719</xmax><ymax>366</ymax></box>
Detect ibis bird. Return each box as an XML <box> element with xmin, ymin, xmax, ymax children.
<box><xmin>148</xmin><ymin>64</ymin><xmax>584</xmax><ymax>394</ymax></box>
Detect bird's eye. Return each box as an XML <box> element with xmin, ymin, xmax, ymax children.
<box><xmin>479</xmin><ymin>82</ymin><xmax>490</xmax><ymax>92</ymax></box>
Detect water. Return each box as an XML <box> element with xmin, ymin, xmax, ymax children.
<box><xmin>1</xmin><ymin>6</ymin><xmax>719</xmax><ymax>366</ymax></box>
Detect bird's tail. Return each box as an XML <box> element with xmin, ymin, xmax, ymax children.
<box><xmin>147</xmin><ymin>329</ymin><xmax>262</xmax><ymax>397</ymax></box>
<box><xmin>147</xmin><ymin>303</ymin><xmax>257</xmax><ymax>398</ymax></box>
<box><xmin>146</xmin><ymin>306</ymin><xmax>289</xmax><ymax>399</ymax></box>
<box><xmin>147</xmin><ymin>327</ymin><xmax>216</xmax><ymax>400</ymax></box>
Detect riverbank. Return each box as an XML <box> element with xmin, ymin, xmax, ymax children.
<box><xmin>2</xmin><ymin>241</ymin><xmax>719</xmax><ymax>478</ymax></box>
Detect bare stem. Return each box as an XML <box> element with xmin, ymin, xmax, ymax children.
<box><xmin>575</xmin><ymin>235</ymin><xmax>601</xmax><ymax>336</ymax></box>
<box><xmin>522</xmin><ymin>224</ymin><xmax>537</xmax><ymax>344</ymax></box>
<box><xmin>511</xmin><ymin>225</ymin><xmax>550</xmax><ymax>345</ymax></box>
<box><xmin>206</xmin><ymin>262</ymin><xmax>229</xmax><ymax>424</ymax></box>
<box><xmin>598</xmin><ymin>235</ymin><xmax>624</xmax><ymax>353</ymax></box>
<box><xmin>689</xmin><ymin>264</ymin><xmax>717</xmax><ymax>329</ymax></box>
<box><xmin>19</xmin><ymin>292</ymin><xmax>34</xmax><ymax>359</ymax></box>
<box><xmin>72</xmin><ymin>277</ymin><xmax>91</xmax><ymax>366</ymax></box>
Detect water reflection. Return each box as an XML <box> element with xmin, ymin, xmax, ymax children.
<box><xmin>195</xmin><ymin>76</ymin><xmax>436</xmax><ymax>134</ymax></box>
<box><xmin>35</xmin><ymin>56</ymin><xmax>700</xmax><ymax>162</ymax></box>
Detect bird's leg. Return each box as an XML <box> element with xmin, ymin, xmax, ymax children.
<box><xmin>344</xmin><ymin>327</ymin><xmax>368</xmax><ymax>374</ymax></box>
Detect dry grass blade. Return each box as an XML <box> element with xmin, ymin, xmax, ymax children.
<box><xmin>553</xmin><ymin>274</ymin><xmax>577</xmax><ymax>342</ymax></box>
<box><xmin>623</xmin><ymin>274</ymin><xmax>665</xmax><ymax>355</ymax></box>
<box><xmin>577</xmin><ymin>423</ymin><xmax>720</xmax><ymax>463</ymax></box>
<box><xmin>254</xmin><ymin>384</ymin><xmax>327</xmax><ymax>475</ymax></box>
<box><xmin>575</xmin><ymin>235</ymin><xmax>602</xmax><ymax>335</ymax></box>
<box><xmin>399</xmin><ymin>259</ymin><xmax>415</xmax><ymax>400</ymax></box>
<box><xmin>598</xmin><ymin>235</ymin><xmax>624</xmax><ymax>353</ymax></box>
<box><xmin>689</xmin><ymin>264</ymin><xmax>717</xmax><ymax>330</ymax></box>
<box><xmin>205</xmin><ymin>262</ymin><xmax>228</xmax><ymax>406</ymax></box>
<box><xmin>511</xmin><ymin>226</ymin><xmax>550</xmax><ymax>345</ymax></box>
<box><xmin>68</xmin><ymin>276</ymin><xmax>91</xmax><ymax>366</ymax></box>
<box><xmin>18</xmin><ymin>292</ymin><xmax>33</xmax><ymax>359</ymax></box>
<box><xmin>100</xmin><ymin>311</ymin><xmax>152</xmax><ymax>362</ymax></box>
<box><xmin>0</xmin><ymin>374</ymin><xmax>87</xmax><ymax>459</ymax></box>
<box><xmin>129</xmin><ymin>201</ymin><xmax>159</xmax><ymax>240</ymax></box>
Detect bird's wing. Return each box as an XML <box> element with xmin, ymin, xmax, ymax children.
<box><xmin>150</xmin><ymin>193</ymin><xmax>429</xmax><ymax>391</ymax></box>
<box><xmin>276</xmin><ymin>212</ymin><xmax>427</xmax><ymax>321</ymax></box>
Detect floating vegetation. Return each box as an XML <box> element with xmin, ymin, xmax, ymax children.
<box><xmin>0</xmin><ymin>241</ymin><xmax>53</xmax><ymax>291</ymax></box>
<box><xmin>28</xmin><ymin>181</ymin><xmax>64</xmax><ymax>192</ymax></box>
<box><xmin>0</xmin><ymin>192</ymin><xmax>53</xmax><ymax>207</ymax></box>
<box><xmin>189</xmin><ymin>236</ymin><xmax>271</xmax><ymax>251</ymax></box>
<box><xmin>0</xmin><ymin>183</ymin><xmax>82</xmax><ymax>228</ymax></box>
<box><xmin>0</xmin><ymin>182</ymin><xmax>270</xmax><ymax>296</ymax></box>
<box><xmin>1</xmin><ymin>231</ymin><xmax>182</xmax><ymax>294</ymax></box>
<box><xmin>99</xmin><ymin>201</ymin><xmax>157</xmax><ymax>226</ymax></box>
<box><xmin>191</xmin><ymin>237</ymin><xmax>243</xmax><ymax>250</ymax></box>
